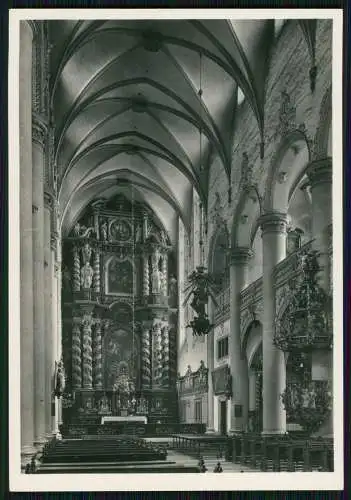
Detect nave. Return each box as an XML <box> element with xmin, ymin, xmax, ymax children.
<box><xmin>16</xmin><ymin>16</ymin><xmax>335</xmax><ymax>476</ymax></box>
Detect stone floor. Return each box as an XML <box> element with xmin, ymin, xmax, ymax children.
<box><xmin>166</xmin><ymin>450</ymin><xmax>258</xmax><ymax>472</ymax></box>
<box><xmin>143</xmin><ymin>440</ymin><xmax>257</xmax><ymax>473</ymax></box>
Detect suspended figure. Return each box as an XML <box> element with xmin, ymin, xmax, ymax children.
<box><xmin>183</xmin><ymin>266</ymin><xmax>218</xmax><ymax>336</ymax></box>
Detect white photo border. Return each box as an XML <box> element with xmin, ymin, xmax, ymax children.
<box><xmin>8</xmin><ymin>7</ymin><xmax>344</xmax><ymax>492</ymax></box>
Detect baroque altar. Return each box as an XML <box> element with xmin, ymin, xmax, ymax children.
<box><xmin>61</xmin><ymin>194</ymin><xmax>179</xmax><ymax>424</ymax></box>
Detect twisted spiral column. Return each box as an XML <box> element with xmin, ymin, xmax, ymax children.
<box><xmin>82</xmin><ymin>313</ymin><xmax>93</xmax><ymax>389</ymax></box>
<box><xmin>93</xmin><ymin>249</ymin><xmax>100</xmax><ymax>293</ymax></box>
<box><xmin>156</xmin><ymin>322</ymin><xmax>163</xmax><ymax>385</ymax></box>
<box><xmin>143</xmin><ymin>253</ymin><xmax>150</xmax><ymax>296</ymax></box>
<box><xmin>162</xmin><ymin>253</ymin><xmax>168</xmax><ymax>296</ymax></box>
<box><xmin>72</xmin><ymin>317</ymin><xmax>82</xmax><ymax>389</ymax></box>
<box><xmin>161</xmin><ymin>324</ymin><xmax>170</xmax><ymax>386</ymax></box>
<box><xmin>168</xmin><ymin>327</ymin><xmax>177</xmax><ymax>385</ymax></box>
<box><xmin>72</xmin><ymin>246</ymin><xmax>80</xmax><ymax>291</ymax></box>
<box><xmin>141</xmin><ymin>324</ymin><xmax>151</xmax><ymax>388</ymax></box>
<box><xmin>93</xmin><ymin>319</ymin><xmax>103</xmax><ymax>389</ymax></box>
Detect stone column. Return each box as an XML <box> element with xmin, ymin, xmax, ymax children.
<box><xmin>52</xmin><ymin>261</ymin><xmax>59</xmax><ymax>436</ymax></box>
<box><xmin>82</xmin><ymin>310</ymin><xmax>93</xmax><ymax>389</ymax></box>
<box><xmin>259</xmin><ymin>211</ymin><xmax>288</xmax><ymax>435</ymax></box>
<box><xmin>56</xmin><ymin>240</ymin><xmax>64</xmax><ymax>428</ymax></box>
<box><xmin>93</xmin><ymin>318</ymin><xmax>103</xmax><ymax>389</ymax></box>
<box><xmin>141</xmin><ymin>322</ymin><xmax>151</xmax><ymax>388</ymax></box>
<box><xmin>20</xmin><ymin>20</ymin><xmax>36</xmax><ymax>462</ymax></box>
<box><xmin>162</xmin><ymin>253</ymin><xmax>168</xmax><ymax>296</ymax></box>
<box><xmin>72</xmin><ymin>316</ymin><xmax>82</xmax><ymax>389</ymax></box>
<box><xmin>93</xmin><ymin>248</ymin><xmax>100</xmax><ymax>293</ymax></box>
<box><xmin>152</xmin><ymin>320</ymin><xmax>162</xmax><ymax>386</ymax></box>
<box><xmin>161</xmin><ymin>323</ymin><xmax>170</xmax><ymax>386</ymax></box>
<box><xmin>32</xmin><ymin>113</ymin><xmax>47</xmax><ymax>446</ymax></box>
<box><xmin>72</xmin><ymin>245</ymin><xmax>80</xmax><ymax>292</ymax></box>
<box><xmin>44</xmin><ymin>192</ymin><xmax>53</xmax><ymax>438</ymax></box>
<box><xmin>168</xmin><ymin>325</ymin><xmax>177</xmax><ymax>387</ymax></box>
<box><xmin>307</xmin><ymin>158</ymin><xmax>332</xmax><ymax>291</ymax></box>
<box><xmin>248</xmin><ymin>370</ymin><xmax>257</xmax><ymax>412</ymax></box>
<box><xmin>143</xmin><ymin>252</ymin><xmax>150</xmax><ymax>297</ymax></box>
<box><xmin>229</xmin><ymin>247</ymin><xmax>252</xmax><ymax>433</ymax></box>
<box><xmin>307</xmin><ymin>158</ymin><xmax>333</xmax><ymax>436</ymax></box>
<box><xmin>206</xmin><ymin>301</ymin><xmax>215</xmax><ymax>433</ymax></box>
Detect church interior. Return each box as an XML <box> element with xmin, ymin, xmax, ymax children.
<box><xmin>18</xmin><ymin>18</ymin><xmax>334</xmax><ymax>473</ymax></box>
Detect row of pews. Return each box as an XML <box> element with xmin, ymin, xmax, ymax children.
<box><xmin>171</xmin><ymin>433</ymin><xmax>334</xmax><ymax>472</ymax></box>
<box><xmin>230</xmin><ymin>433</ymin><xmax>334</xmax><ymax>472</ymax></box>
<box><xmin>31</xmin><ymin>436</ymin><xmax>200</xmax><ymax>474</ymax></box>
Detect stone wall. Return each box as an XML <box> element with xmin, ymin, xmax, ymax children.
<box><xmin>178</xmin><ymin>20</ymin><xmax>333</xmax><ymax>424</ymax></box>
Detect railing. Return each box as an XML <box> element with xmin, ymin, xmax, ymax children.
<box><xmin>60</xmin><ymin>422</ymin><xmax>206</xmax><ymax>438</ymax></box>
<box><xmin>240</xmin><ymin>277</ymin><xmax>263</xmax><ymax>310</ymax></box>
<box><xmin>273</xmin><ymin>240</ymin><xmax>313</xmax><ymax>288</ymax></box>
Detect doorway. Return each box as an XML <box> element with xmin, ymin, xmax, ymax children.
<box><xmin>219</xmin><ymin>400</ymin><xmax>227</xmax><ymax>435</ymax></box>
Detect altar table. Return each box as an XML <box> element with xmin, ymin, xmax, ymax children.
<box><xmin>101</xmin><ymin>415</ymin><xmax>148</xmax><ymax>425</ymax></box>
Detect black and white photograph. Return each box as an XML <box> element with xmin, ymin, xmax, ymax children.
<box><xmin>8</xmin><ymin>8</ymin><xmax>343</xmax><ymax>492</ymax></box>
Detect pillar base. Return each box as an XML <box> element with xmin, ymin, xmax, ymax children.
<box><xmin>205</xmin><ymin>427</ymin><xmax>216</xmax><ymax>434</ymax></box>
<box><xmin>33</xmin><ymin>437</ymin><xmax>46</xmax><ymax>450</ymax></box>
<box><xmin>228</xmin><ymin>429</ymin><xmax>244</xmax><ymax>436</ymax></box>
<box><xmin>21</xmin><ymin>445</ymin><xmax>37</xmax><ymax>472</ymax></box>
<box><xmin>261</xmin><ymin>430</ymin><xmax>287</xmax><ymax>436</ymax></box>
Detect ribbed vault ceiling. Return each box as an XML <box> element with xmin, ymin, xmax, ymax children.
<box><xmin>49</xmin><ymin>19</ymin><xmax>275</xmax><ymax>241</ymax></box>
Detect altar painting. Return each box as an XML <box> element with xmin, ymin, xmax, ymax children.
<box><xmin>107</xmin><ymin>258</ymin><xmax>134</xmax><ymax>295</ymax></box>
<box><xmin>103</xmin><ymin>327</ymin><xmax>139</xmax><ymax>390</ymax></box>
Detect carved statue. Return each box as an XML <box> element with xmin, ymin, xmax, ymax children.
<box><xmin>100</xmin><ymin>221</ymin><xmax>108</xmax><ymax>242</ymax></box>
<box><xmin>54</xmin><ymin>359</ymin><xmax>66</xmax><ymax>397</ymax></box>
<box><xmin>151</xmin><ymin>251</ymin><xmax>161</xmax><ymax>293</ymax></box>
<box><xmin>169</xmin><ymin>275</ymin><xmax>178</xmax><ymax>306</ymax></box>
<box><xmin>301</xmin><ymin>387</ymin><xmax>310</xmax><ymax>408</ymax></box>
<box><xmin>82</xmin><ymin>243</ymin><xmax>92</xmax><ymax>264</ymax></box>
<box><xmin>73</xmin><ymin>223</ymin><xmax>81</xmax><ymax>237</ymax></box>
<box><xmin>99</xmin><ymin>395</ymin><xmax>110</xmax><ymax>413</ymax></box>
<box><xmin>81</xmin><ymin>262</ymin><xmax>94</xmax><ymax>289</ymax></box>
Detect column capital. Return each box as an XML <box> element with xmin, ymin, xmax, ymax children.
<box><xmin>94</xmin><ymin>317</ymin><xmax>102</xmax><ymax>327</ymax></box>
<box><xmin>306</xmin><ymin>157</ymin><xmax>332</xmax><ymax>188</ymax></box>
<box><xmin>32</xmin><ymin>113</ymin><xmax>48</xmax><ymax>148</ymax></box>
<box><xmin>72</xmin><ymin>316</ymin><xmax>82</xmax><ymax>326</ymax></box>
<box><xmin>229</xmin><ymin>247</ymin><xmax>253</xmax><ymax>266</ymax></box>
<box><xmin>26</xmin><ymin>20</ymin><xmax>40</xmax><ymax>39</ymax></box>
<box><xmin>258</xmin><ymin>211</ymin><xmax>289</xmax><ymax>235</ymax></box>
<box><xmin>44</xmin><ymin>190</ymin><xmax>55</xmax><ymax>210</ymax></box>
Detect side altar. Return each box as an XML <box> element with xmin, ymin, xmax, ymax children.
<box><xmin>61</xmin><ymin>194</ymin><xmax>179</xmax><ymax>427</ymax></box>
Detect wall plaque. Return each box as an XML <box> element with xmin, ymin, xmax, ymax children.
<box><xmin>212</xmin><ymin>365</ymin><xmax>231</xmax><ymax>396</ymax></box>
